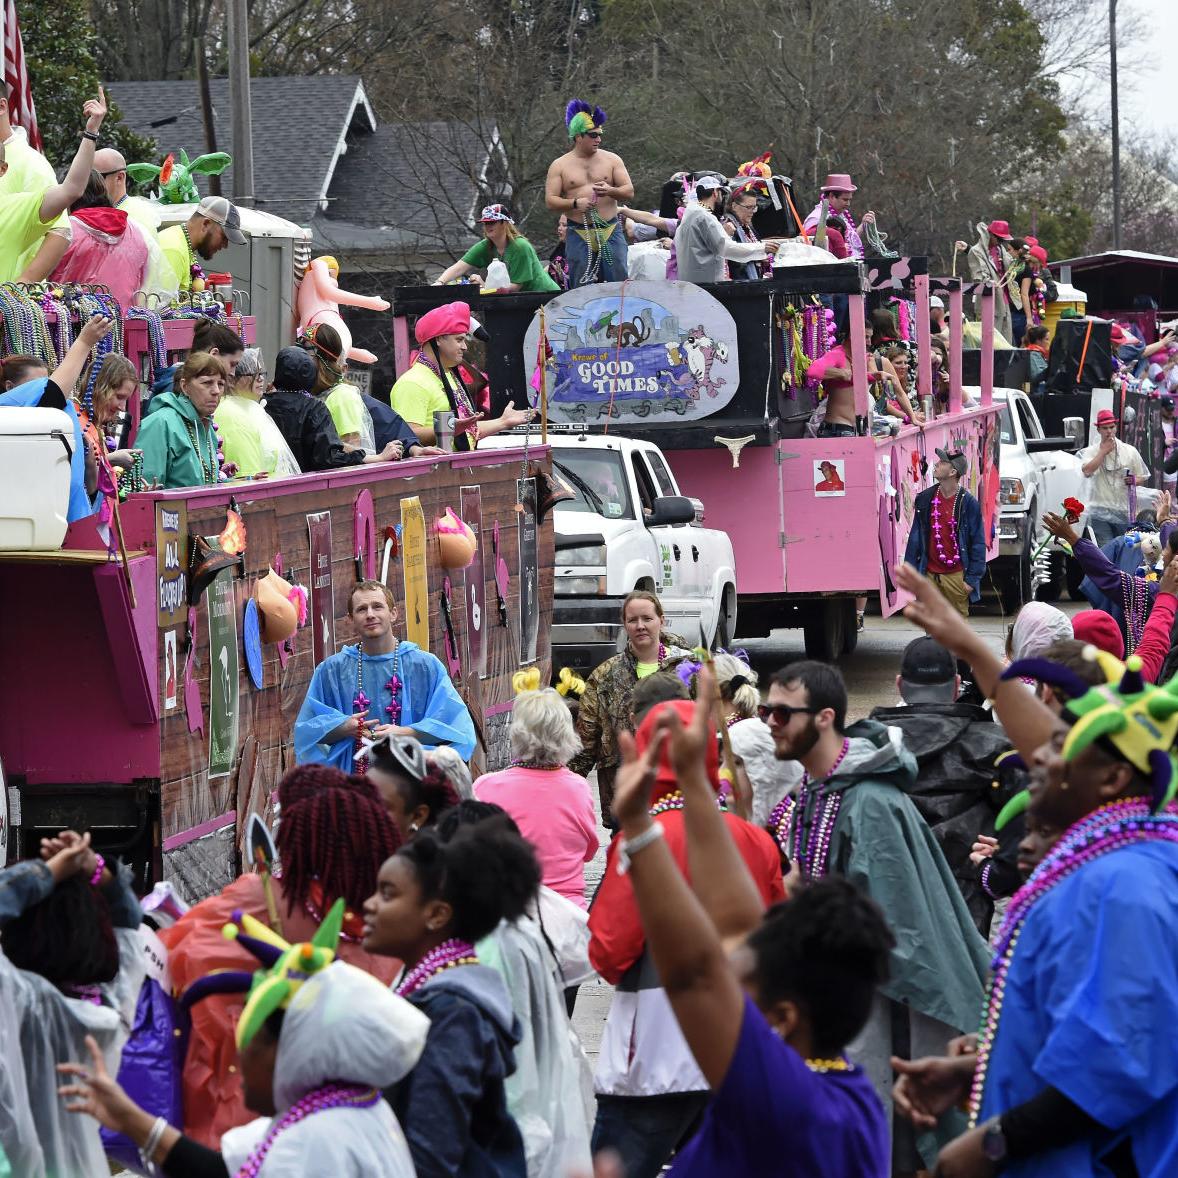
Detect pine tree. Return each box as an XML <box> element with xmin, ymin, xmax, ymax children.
<box><xmin>17</xmin><ymin>0</ymin><xmax>156</xmax><ymax>170</ymax></box>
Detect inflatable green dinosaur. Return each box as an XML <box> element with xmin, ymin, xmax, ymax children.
<box><xmin>126</xmin><ymin>149</ymin><xmax>232</xmax><ymax>205</ymax></box>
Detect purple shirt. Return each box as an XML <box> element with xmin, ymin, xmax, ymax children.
<box><xmin>668</xmin><ymin>996</ymin><xmax>888</xmax><ymax>1178</ymax></box>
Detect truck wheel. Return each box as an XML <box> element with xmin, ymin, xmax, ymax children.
<box><xmin>841</xmin><ymin>599</ymin><xmax>859</xmax><ymax>655</ymax></box>
<box><xmin>999</xmin><ymin>546</ymin><xmax>1033</xmax><ymax>614</ymax></box>
<box><xmin>713</xmin><ymin>588</ymin><xmax>736</xmax><ymax>650</ymax></box>
<box><xmin>803</xmin><ymin>599</ymin><xmax>847</xmax><ymax>662</ymax></box>
<box><xmin>1066</xmin><ymin>555</ymin><xmax>1087</xmax><ymax>601</ymax></box>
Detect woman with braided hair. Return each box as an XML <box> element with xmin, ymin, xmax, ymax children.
<box><xmin>159</xmin><ymin>765</ymin><xmax>402</xmax><ymax>1148</ymax></box>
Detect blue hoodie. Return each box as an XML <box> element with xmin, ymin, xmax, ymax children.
<box><xmin>386</xmin><ymin>964</ymin><xmax>526</xmax><ymax>1178</ymax></box>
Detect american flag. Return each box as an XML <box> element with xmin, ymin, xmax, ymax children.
<box><xmin>1</xmin><ymin>0</ymin><xmax>41</xmax><ymax>150</ymax></box>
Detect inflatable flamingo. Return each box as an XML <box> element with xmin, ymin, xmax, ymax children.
<box><xmin>297</xmin><ymin>255</ymin><xmax>390</xmax><ymax>365</ymax></box>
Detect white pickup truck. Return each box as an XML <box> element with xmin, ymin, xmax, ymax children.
<box><xmin>992</xmin><ymin>388</ymin><xmax>1087</xmax><ymax>610</ymax></box>
<box><xmin>482</xmin><ymin>427</ymin><xmax>738</xmax><ymax>673</ymax></box>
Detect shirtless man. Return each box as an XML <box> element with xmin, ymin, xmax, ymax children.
<box><xmin>545</xmin><ymin>98</ymin><xmax>634</xmax><ymax>286</ymax></box>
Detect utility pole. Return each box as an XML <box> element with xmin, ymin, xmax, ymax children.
<box><xmin>1110</xmin><ymin>0</ymin><xmax>1121</xmax><ymax>249</ymax></box>
<box><xmin>228</xmin><ymin>0</ymin><xmax>255</xmax><ymax>207</ymax></box>
<box><xmin>196</xmin><ymin>38</ymin><xmax>221</xmax><ymax>197</ymax></box>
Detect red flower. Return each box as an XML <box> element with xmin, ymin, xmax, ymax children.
<box><xmin>1063</xmin><ymin>497</ymin><xmax>1085</xmax><ymax>518</ymax></box>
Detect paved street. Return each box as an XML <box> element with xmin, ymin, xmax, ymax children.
<box><xmin>571</xmin><ymin>593</ymin><xmax>1085</xmax><ymax>1059</ymax></box>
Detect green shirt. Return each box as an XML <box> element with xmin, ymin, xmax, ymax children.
<box><xmin>0</xmin><ymin>188</ymin><xmax>56</xmax><ymax>283</ymax></box>
<box><xmin>213</xmin><ymin>394</ymin><xmax>267</xmax><ymax>477</ymax></box>
<box><xmin>322</xmin><ymin>382</ymin><xmax>365</xmax><ymax>439</ymax></box>
<box><xmin>390</xmin><ymin>364</ymin><xmax>449</xmax><ymax>428</ymax></box>
<box><xmin>0</xmin><ymin>133</ymin><xmax>69</xmax><ymax>276</ymax></box>
<box><xmin>138</xmin><ymin>390</ymin><xmax>220</xmax><ymax>488</ymax></box>
<box><xmin>158</xmin><ymin>223</ymin><xmax>193</xmax><ymax>292</ymax></box>
<box><xmin>461</xmin><ymin>235</ymin><xmax>559</xmax><ymax>292</ymax></box>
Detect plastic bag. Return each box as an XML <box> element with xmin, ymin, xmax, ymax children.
<box><xmin>532</xmin><ymin>885</ymin><xmax>595</xmax><ymax>987</ymax></box>
<box><xmin>485</xmin><ymin>258</ymin><xmax>511</xmax><ymax>290</ymax></box>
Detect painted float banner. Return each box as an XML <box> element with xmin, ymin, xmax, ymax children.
<box><xmin>523</xmin><ymin>279</ymin><xmax>740</xmax><ymax>424</ymax></box>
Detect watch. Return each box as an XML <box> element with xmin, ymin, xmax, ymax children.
<box><xmin>981</xmin><ymin>1117</ymin><xmax>1008</xmax><ymax>1162</ymax></box>
<box><xmin>81</xmin><ymin>130</ymin><xmax>99</xmax><ymax>142</ymax></box>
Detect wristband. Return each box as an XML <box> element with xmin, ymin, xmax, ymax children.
<box><xmin>89</xmin><ymin>853</ymin><xmax>105</xmax><ymax>887</ymax></box>
<box><xmin>81</xmin><ymin>130</ymin><xmax>99</xmax><ymax>142</ymax></box>
<box><xmin>617</xmin><ymin>821</ymin><xmax>664</xmax><ymax>875</ymax></box>
<box><xmin>140</xmin><ymin>1115</ymin><xmax>168</xmax><ymax>1170</ymax></box>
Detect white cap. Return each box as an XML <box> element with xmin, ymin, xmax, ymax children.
<box><xmin>929</xmin><ymin>295</ymin><xmax>945</xmax><ymax>309</ymax></box>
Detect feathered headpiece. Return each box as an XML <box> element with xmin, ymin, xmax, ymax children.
<box><xmin>1000</xmin><ymin>647</ymin><xmax>1178</xmax><ymax>812</ymax></box>
<box><xmin>565</xmin><ymin>99</ymin><xmax>607</xmax><ymax>141</ymax></box>
<box><xmin>179</xmin><ymin>899</ymin><xmax>345</xmax><ymax>1048</ymax></box>
<box><xmin>735</xmin><ymin>151</ymin><xmax>773</xmax><ymax>195</ymax></box>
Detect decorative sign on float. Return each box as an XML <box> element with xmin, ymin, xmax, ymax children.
<box><xmin>523</xmin><ymin>280</ymin><xmax>740</xmax><ymax>424</ymax></box>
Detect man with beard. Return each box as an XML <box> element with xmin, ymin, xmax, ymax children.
<box><xmin>157</xmin><ymin>195</ymin><xmax>245</xmax><ymax>293</ymax></box>
<box><xmin>760</xmin><ymin>660</ymin><xmax>989</xmax><ymax>1176</ymax></box>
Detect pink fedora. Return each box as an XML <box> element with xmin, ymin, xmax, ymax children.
<box><xmin>819</xmin><ymin>172</ymin><xmax>857</xmax><ymax>193</ymax></box>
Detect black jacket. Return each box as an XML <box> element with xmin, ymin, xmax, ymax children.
<box><xmin>869</xmin><ymin>701</ymin><xmax>1017</xmax><ymax>933</ymax></box>
<box><xmin>264</xmin><ymin>390</ymin><xmax>364</xmax><ymax>472</ymax></box>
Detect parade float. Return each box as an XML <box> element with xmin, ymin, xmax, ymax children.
<box><xmin>0</xmin><ymin>227</ymin><xmax>553</xmax><ymax>897</ymax></box>
<box><xmin>392</xmin><ymin>255</ymin><xmax>1004</xmax><ymax>661</ymax></box>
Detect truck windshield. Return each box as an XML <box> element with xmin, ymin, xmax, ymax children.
<box><xmin>553</xmin><ymin>449</ymin><xmax>634</xmax><ymax>520</ymax></box>
<box><xmin>998</xmin><ymin>404</ymin><xmax>1015</xmax><ymax>445</ymax></box>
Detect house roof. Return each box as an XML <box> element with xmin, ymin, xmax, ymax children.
<box><xmin>108</xmin><ymin>76</ymin><xmax>376</xmax><ymax>225</ymax></box>
<box><xmin>1050</xmin><ymin>249</ymin><xmax>1178</xmax><ymax>271</ymax></box>
<box><xmin>324</xmin><ymin>119</ymin><xmax>503</xmax><ymax>256</ymax></box>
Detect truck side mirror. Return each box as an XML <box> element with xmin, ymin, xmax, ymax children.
<box><xmin>648</xmin><ymin>496</ymin><xmax>696</xmax><ymax>526</ymax></box>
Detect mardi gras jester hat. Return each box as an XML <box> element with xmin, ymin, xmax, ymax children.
<box><xmin>565</xmin><ymin>99</ymin><xmax>606</xmax><ymax>141</ymax></box>
<box><xmin>996</xmin><ymin>647</ymin><xmax>1178</xmax><ymax>824</ymax></box>
<box><xmin>180</xmin><ymin>898</ymin><xmax>346</xmax><ymax>1048</ymax></box>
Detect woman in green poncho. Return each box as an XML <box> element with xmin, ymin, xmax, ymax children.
<box><xmin>434</xmin><ymin>204</ymin><xmax>559</xmax><ymax>293</ymax></box>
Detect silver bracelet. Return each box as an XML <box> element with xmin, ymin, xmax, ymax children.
<box><xmin>616</xmin><ymin>820</ymin><xmax>664</xmax><ymax>875</ymax></box>
<box><xmin>139</xmin><ymin>1115</ymin><xmax>168</xmax><ymax>1172</ymax></box>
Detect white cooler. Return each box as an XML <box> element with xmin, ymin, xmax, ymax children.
<box><xmin>0</xmin><ymin>407</ymin><xmax>75</xmax><ymax>549</ymax></box>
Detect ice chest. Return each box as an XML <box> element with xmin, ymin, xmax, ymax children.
<box><xmin>0</xmin><ymin>407</ymin><xmax>75</xmax><ymax>549</ymax></box>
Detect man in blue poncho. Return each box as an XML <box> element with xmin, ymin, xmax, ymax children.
<box><xmin>295</xmin><ymin>579</ymin><xmax>476</xmax><ymax>770</ymax></box>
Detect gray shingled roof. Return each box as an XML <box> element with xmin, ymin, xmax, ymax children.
<box><xmin>108</xmin><ymin>76</ymin><xmax>374</xmax><ymax>226</ymax></box>
<box><xmin>325</xmin><ymin>119</ymin><xmax>504</xmax><ymax>256</ymax></box>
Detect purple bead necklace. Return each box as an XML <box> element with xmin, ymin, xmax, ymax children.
<box><xmin>930</xmin><ymin>490</ymin><xmax>960</xmax><ymax>566</ymax></box>
<box><xmin>396</xmin><ymin>937</ymin><xmax>479</xmax><ymax>999</ymax></box>
<box><xmin>768</xmin><ymin>794</ymin><xmax>796</xmax><ymax>857</ymax></box>
<box><xmin>352</xmin><ymin>641</ymin><xmax>402</xmax><ymax>774</ymax></box>
<box><xmin>968</xmin><ymin>797</ymin><xmax>1178</xmax><ymax>1125</ymax></box>
<box><xmin>790</xmin><ymin>738</ymin><xmax>851</xmax><ymax>881</ymax></box>
<box><xmin>647</xmin><ymin>789</ymin><xmax>726</xmax><ymax>817</ymax></box>
<box><xmin>234</xmin><ymin>1083</ymin><xmax>380</xmax><ymax>1177</ymax></box>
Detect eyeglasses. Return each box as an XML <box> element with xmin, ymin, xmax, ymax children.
<box><xmin>756</xmin><ymin>703</ymin><xmax>820</xmax><ymax>725</ymax></box>
<box><xmin>586</xmin><ymin>131</ymin><xmax>603</xmax><ymax>139</ymax></box>
<box><xmin>98</xmin><ymin>169</ymin><xmax>125</xmax><ymax>178</ymax></box>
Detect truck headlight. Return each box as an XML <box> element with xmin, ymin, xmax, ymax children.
<box><xmin>558</xmin><ymin>544</ymin><xmax>607</xmax><ymax>566</ymax></box>
<box><xmin>555</xmin><ymin>576</ymin><xmax>607</xmax><ymax>596</ymax></box>
<box><xmin>1000</xmin><ymin>477</ymin><xmax>1026</xmax><ymax>505</ymax></box>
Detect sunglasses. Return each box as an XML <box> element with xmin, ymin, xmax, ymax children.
<box><xmin>586</xmin><ymin>131</ymin><xmax>603</xmax><ymax>139</ymax></box>
<box><xmin>756</xmin><ymin>703</ymin><xmax>820</xmax><ymax>725</ymax></box>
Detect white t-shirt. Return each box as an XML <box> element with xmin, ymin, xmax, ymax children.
<box><xmin>1078</xmin><ymin>438</ymin><xmax>1150</xmax><ymax>515</ymax></box>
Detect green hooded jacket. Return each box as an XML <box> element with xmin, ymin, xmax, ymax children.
<box><xmin>796</xmin><ymin>717</ymin><xmax>990</xmax><ymax>1031</ymax></box>
<box><xmin>138</xmin><ymin>390</ymin><xmax>220</xmax><ymax>489</ymax></box>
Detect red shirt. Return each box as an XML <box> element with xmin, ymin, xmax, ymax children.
<box><xmin>925</xmin><ymin>490</ymin><xmax>963</xmax><ymax>574</ymax></box>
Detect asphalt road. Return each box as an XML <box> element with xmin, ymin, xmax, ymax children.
<box><xmin>571</xmin><ymin>591</ymin><xmax>1086</xmax><ymax>1060</ymax></box>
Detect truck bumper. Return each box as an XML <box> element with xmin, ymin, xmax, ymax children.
<box><xmin>552</xmin><ymin>595</ymin><xmax>625</xmax><ymax>673</ymax></box>
<box><xmin>997</xmin><ymin>511</ymin><xmax>1029</xmax><ymax>558</ymax></box>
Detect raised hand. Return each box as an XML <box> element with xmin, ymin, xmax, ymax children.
<box><xmin>612</xmin><ymin>727</ymin><xmax>666</xmax><ymax>830</ymax></box>
<box><xmin>659</xmin><ymin>662</ymin><xmax>716</xmax><ymax>776</ymax></box>
<box><xmin>1042</xmin><ymin>511</ymin><xmax>1080</xmax><ymax>547</ymax></box>
<box><xmin>79</xmin><ymin>314</ymin><xmax>115</xmax><ymax>348</ymax></box>
<box><xmin>83</xmin><ymin>86</ymin><xmax>108</xmax><ymax>133</ymax></box>
<box><xmin>58</xmin><ymin>1034</ymin><xmax>139</xmax><ymax>1135</ymax></box>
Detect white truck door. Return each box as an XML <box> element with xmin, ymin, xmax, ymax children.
<box><xmin>628</xmin><ymin>450</ymin><xmax>691</xmax><ymax>629</ymax></box>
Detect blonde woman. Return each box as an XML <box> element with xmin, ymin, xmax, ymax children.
<box><xmin>76</xmin><ymin>353</ymin><xmax>139</xmax><ymax>477</ymax></box>
<box><xmin>434</xmin><ymin>204</ymin><xmax>560</xmax><ymax>293</ymax></box>
<box><xmin>569</xmin><ymin>590</ymin><xmax>693</xmax><ymax>822</ymax></box>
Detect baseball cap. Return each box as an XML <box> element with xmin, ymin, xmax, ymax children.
<box><xmin>479</xmin><ymin>203</ymin><xmax>514</xmax><ymax>224</ymax></box>
<box><xmin>197</xmin><ymin>195</ymin><xmax>246</xmax><ymax>245</ymax></box>
<box><xmin>898</xmin><ymin>637</ymin><xmax>957</xmax><ymax>703</ymax></box>
<box><xmin>694</xmin><ymin>174</ymin><xmax>723</xmax><ymax>193</ymax></box>
<box><xmin>929</xmin><ymin>295</ymin><xmax>945</xmax><ymax>309</ymax></box>
<box><xmin>1162</xmin><ymin>395</ymin><xmax>1174</xmax><ymax>410</ymax></box>
<box><xmin>935</xmin><ymin>446</ymin><xmax>968</xmax><ymax>477</ymax></box>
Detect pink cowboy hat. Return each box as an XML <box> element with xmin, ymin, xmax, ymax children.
<box><xmin>819</xmin><ymin>173</ymin><xmax>857</xmax><ymax>193</ymax></box>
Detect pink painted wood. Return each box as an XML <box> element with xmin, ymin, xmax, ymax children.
<box><xmin>949</xmin><ymin>286</ymin><xmax>965</xmax><ymax>413</ymax></box>
<box><xmin>914</xmin><ymin>273</ymin><xmax>932</xmax><ymax>401</ymax></box>
<box><xmin>849</xmin><ymin>294</ymin><xmax>870</xmax><ymax>419</ymax></box>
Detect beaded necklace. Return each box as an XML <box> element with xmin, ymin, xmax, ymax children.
<box><xmin>578</xmin><ymin>205</ymin><xmax>615</xmax><ymax>285</ymax></box>
<box><xmin>352</xmin><ymin>641</ymin><xmax>402</xmax><ymax>773</ymax></box>
<box><xmin>630</xmin><ymin>641</ymin><xmax>668</xmax><ymax>670</ymax></box>
<box><xmin>647</xmin><ymin>789</ymin><xmax>727</xmax><ymax>817</ymax></box>
<box><xmin>930</xmin><ymin>490</ymin><xmax>961</xmax><ymax>567</ymax></box>
<box><xmin>509</xmin><ymin>759</ymin><xmax>563</xmax><ymax>770</ymax></box>
<box><xmin>789</xmin><ymin>738</ymin><xmax>851</xmax><ymax>881</ymax></box>
<box><xmin>181</xmin><ymin>224</ymin><xmax>206</xmax><ymax>288</ymax></box>
<box><xmin>234</xmin><ymin>1083</ymin><xmax>380</xmax><ymax>1177</ymax></box>
<box><xmin>767</xmin><ymin>794</ymin><xmax>795</xmax><ymax>857</ymax></box>
<box><xmin>182</xmin><ymin>418</ymin><xmax>219</xmax><ymax>485</ymax></box>
<box><xmin>415</xmin><ymin>351</ymin><xmax>479</xmax><ymax>426</ymax></box>
<box><xmin>396</xmin><ymin>938</ymin><xmax>480</xmax><ymax>998</ymax></box>
<box><xmin>805</xmin><ymin>1056</ymin><xmax>854</xmax><ymax>1073</ymax></box>
<box><xmin>127</xmin><ymin>306</ymin><xmax>167</xmax><ymax>380</ymax></box>
<box><xmin>1119</xmin><ymin>571</ymin><xmax>1148</xmax><ymax>655</ymax></box>
<box><xmin>967</xmin><ymin>798</ymin><xmax>1178</xmax><ymax>1125</ymax></box>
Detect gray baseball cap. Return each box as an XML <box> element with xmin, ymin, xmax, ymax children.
<box><xmin>197</xmin><ymin>195</ymin><xmax>246</xmax><ymax>245</ymax></box>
